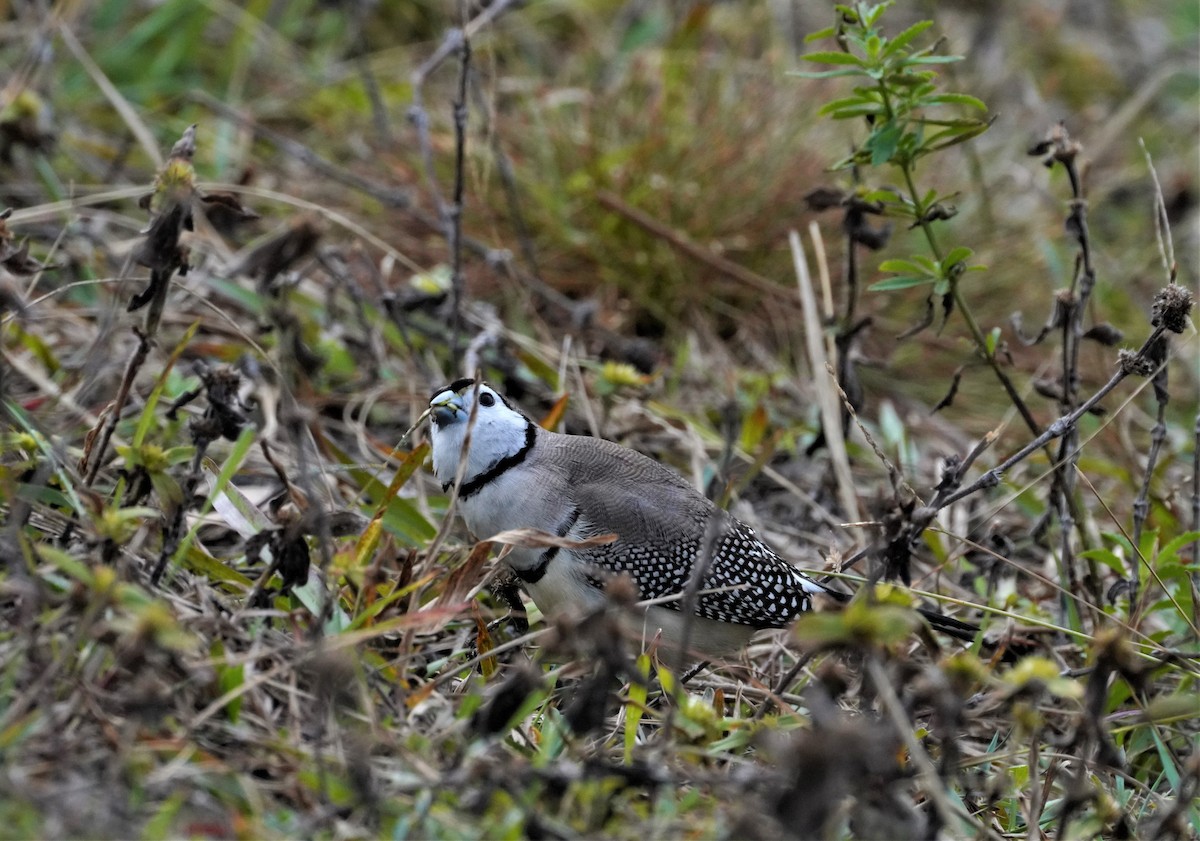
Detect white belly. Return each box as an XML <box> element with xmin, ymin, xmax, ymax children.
<box><xmin>459</xmin><ymin>470</ymin><xmax>571</xmax><ymax>573</ymax></box>
<box><xmin>522</xmin><ymin>553</ymin><xmax>608</xmax><ymax>617</ymax></box>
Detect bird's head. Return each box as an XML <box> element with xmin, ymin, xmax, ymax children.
<box><xmin>427</xmin><ymin>379</ymin><xmax>532</xmax><ymax>485</ymax></box>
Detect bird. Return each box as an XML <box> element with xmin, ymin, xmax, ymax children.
<box><xmin>427</xmin><ymin>378</ymin><xmax>974</xmax><ymax>657</ymax></box>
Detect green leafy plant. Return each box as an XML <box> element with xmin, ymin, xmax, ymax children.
<box><xmin>797</xmin><ymin>1</ymin><xmax>991</xmax><ymax>337</ymax></box>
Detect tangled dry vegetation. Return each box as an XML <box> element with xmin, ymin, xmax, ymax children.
<box><xmin>0</xmin><ymin>1</ymin><xmax>1197</xmax><ymax>839</ymax></box>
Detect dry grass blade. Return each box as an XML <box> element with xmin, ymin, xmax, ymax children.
<box><xmin>56</xmin><ymin>24</ymin><xmax>162</xmax><ymax>168</ymax></box>
<box><xmin>488</xmin><ymin>527</ymin><xmax>618</xmax><ymax>552</ymax></box>
<box><xmin>790</xmin><ymin>229</ymin><xmax>860</xmax><ymax>524</ymax></box>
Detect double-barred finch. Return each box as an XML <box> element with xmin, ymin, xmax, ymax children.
<box><xmin>428</xmin><ymin>379</ymin><xmax>972</xmax><ymax>656</ymax></box>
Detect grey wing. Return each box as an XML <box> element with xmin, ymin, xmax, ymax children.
<box><xmin>554</xmin><ymin>435</ymin><xmax>823</xmax><ymax>628</ymax></box>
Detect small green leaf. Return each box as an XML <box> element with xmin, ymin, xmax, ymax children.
<box><xmin>942</xmin><ymin>246</ymin><xmax>974</xmax><ymax>268</ymax></box>
<box><xmin>822</xmin><ymin>102</ymin><xmax>886</xmax><ymax>120</ymax></box>
<box><xmin>790</xmin><ymin>68</ymin><xmax>871</xmax><ymax>80</ymax></box>
<box><xmin>818</xmin><ymin>94</ymin><xmax>880</xmax><ymax>115</ymax></box>
<box><xmin>870</xmin><ymin>275</ymin><xmax>933</xmax><ymax>291</ymax></box>
<box><xmin>625</xmin><ymin>652</ymin><xmax>651</xmax><ymax>765</ymax></box>
<box><xmin>924</xmin><ymin>122</ymin><xmax>991</xmax><ymax>152</ymax></box>
<box><xmin>862</xmin><ymin>188</ymin><xmax>899</xmax><ymax>204</ymax></box>
<box><xmin>217</xmin><ymin>660</ymin><xmax>244</xmax><ymax>723</ymax></box>
<box><xmin>901</xmin><ymin>54</ymin><xmax>963</xmax><ymax>65</ymax></box>
<box><xmin>36</xmin><ymin>544</ymin><xmax>95</xmax><ymax>586</ymax></box>
<box><xmin>878</xmin><ymin>258</ymin><xmax>928</xmax><ymax>275</ymax></box>
<box><xmin>149</xmin><ymin>471</ymin><xmax>184</xmax><ymax>507</ymax></box>
<box><xmin>862</xmin><ymin>3</ymin><xmax>887</xmax><ymax>26</ymax></box>
<box><xmin>1156</xmin><ymin>530</ymin><xmax>1200</xmax><ymax>565</ymax></box>
<box><xmin>867</xmin><ymin>122</ymin><xmax>903</xmax><ymax>165</ymax></box>
<box><xmin>1140</xmin><ymin>693</ymin><xmax>1200</xmax><ymax>725</ymax></box>
<box><xmin>293</xmin><ymin>574</ymin><xmax>351</xmax><ymax>635</ymax></box>
<box><xmin>802</xmin><ymin>50</ymin><xmax>866</xmax><ymax>66</ymax></box>
<box><xmin>883</xmin><ymin>19</ymin><xmax>934</xmax><ymax>56</ymax></box>
<box><xmin>917</xmin><ymin>92</ymin><xmax>988</xmax><ymax>110</ymax></box>
<box><xmin>986</xmin><ymin>326</ymin><xmax>1001</xmax><ymax>357</ymax></box>
<box><xmin>170</xmin><ymin>426</ymin><xmax>257</xmax><ymax>571</ymax></box>
<box><xmin>793</xmin><ymin>601</ymin><xmax>920</xmax><ymax>647</ymax></box>
<box><xmin>141</xmin><ymin>791</ymin><xmax>186</xmax><ymax>841</ymax></box>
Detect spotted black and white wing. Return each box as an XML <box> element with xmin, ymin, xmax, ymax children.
<box><xmin>548</xmin><ymin>432</ymin><xmax>827</xmax><ymax>629</ymax></box>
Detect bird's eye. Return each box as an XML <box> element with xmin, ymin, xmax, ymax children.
<box><xmin>479</xmin><ymin>392</ymin><xmax>496</xmax><ymax>407</ymax></box>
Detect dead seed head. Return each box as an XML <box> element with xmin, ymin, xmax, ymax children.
<box><xmin>1028</xmin><ymin>120</ymin><xmax>1082</xmax><ymax>167</ymax></box>
<box><xmin>1117</xmin><ymin>348</ymin><xmax>1156</xmax><ymax>377</ymax></box>
<box><xmin>803</xmin><ymin>186</ymin><xmax>847</xmax><ymax>211</ymax></box>
<box><xmin>169</xmin><ymin>124</ymin><xmax>197</xmax><ymax>160</ymax></box>
<box><xmin>1150</xmin><ymin>283</ymin><xmax>1193</xmax><ymax>334</ymax></box>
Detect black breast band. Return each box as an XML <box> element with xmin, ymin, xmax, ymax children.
<box><xmin>446</xmin><ymin>420</ymin><xmax>538</xmax><ymax>499</ymax></box>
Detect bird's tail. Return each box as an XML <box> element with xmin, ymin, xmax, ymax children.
<box><xmin>915</xmin><ymin>607</ymin><xmax>979</xmax><ymax>643</ymax></box>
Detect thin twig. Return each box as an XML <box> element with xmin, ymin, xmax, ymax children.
<box><xmin>447</xmin><ymin>33</ymin><xmax>471</xmax><ymax>365</ymax></box>
<box><xmin>1139</xmin><ymin>138</ymin><xmax>1177</xmax><ymax>281</ymax></box>
<box><xmin>408</xmin><ymin>0</ymin><xmax>521</xmax><ymax>88</ymax></box>
<box><xmin>937</xmin><ymin>325</ymin><xmax>1166</xmax><ymax>512</ymax></box>
<box><xmin>1056</xmin><ymin>130</ymin><xmax>1100</xmax><ymax>611</ymax></box>
<box><xmin>83</xmin><ymin>325</ymin><xmax>150</xmax><ymax>486</ymax></box>
<box><xmin>827</xmin><ymin>361</ymin><xmax>921</xmax><ymax>505</ymax></box>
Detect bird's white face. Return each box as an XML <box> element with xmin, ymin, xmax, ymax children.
<box><xmin>428</xmin><ymin>380</ymin><xmax>531</xmax><ymax>486</ymax></box>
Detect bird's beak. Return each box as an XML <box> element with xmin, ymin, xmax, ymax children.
<box><xmin>429</xmin><ymin>390</ymin><xmax>464</xmax><ymax>428</ymax></box>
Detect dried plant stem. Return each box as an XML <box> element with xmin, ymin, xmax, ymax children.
<box><xmin>1025</xmin><ymin>737</ymin><xmax>1043</xmax><ymax>841</ymax></box>
<box><xmin>194</xmin><ymin>93</ymin><xmax>414</xmax><ymax>209</ymax></box>
<box><xmin>1130</xmin><ymin>388</ymin><xmax>1169</xmax><ymax>605</ymax></box>
<box><xmin>1139</xmin><ymin>138</ymin><xmax>1177</xmax><ymax>277</ymax></box>
<box><xmin>673</xmin><ymin>516</ymin><xmax>724</xmax><ymax>678</ymax></box>
<box><xmin>895</xmin><ymin>140</ymin><xmax>1092</xmax><ymax>562</ymax></box>
<box><xmin>791</xmin><ymin>230</ymin><xmax>860</xmax><ymax>524</ymax></box>
<box><xmin>82</xmin><ymin>120</ymin><xmax>192</xmax><ymax>488</ymax></box>
<box><xmin>152</xmin><ymin>440</ymin><xmax>209</xmax><ymax>585</ymax></box>
<box><xmin>447</xmin><ymin>33</ymin><xmax>471</xmax><ymax>363</ymax></box>
<box><xmin>937</xmin><ymin>326</ymin><xmax>1167</xmax><ymax>512</ymax></box>
<box><xmin>57</xmin><ymin>23</ymin><xmax>162</xmax><ymax>168</ymax></box>
<box><xmin>1053</xmin><ymin>138</ymin><xmax>1102</xmax><ymax>612</ymax></box>
<box><xmin>408</xmin><ymin>3</ymin><xmax>521</xmax><ymax>370</ymax></box>
<box><xmin>83</xmin><ymin>315</ymin><xmax>154</xmax><ymax>487</ymax></box>
<box><xmin>1134</xmin><ymin>140</ymin><xmax>1184</xmax><ymax>613</ymax></box>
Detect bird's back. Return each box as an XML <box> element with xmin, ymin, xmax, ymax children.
<box><xmin>539</xmin><ymin>429</ymin><xmax>824</xmax><ymax>629</ymax></box>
